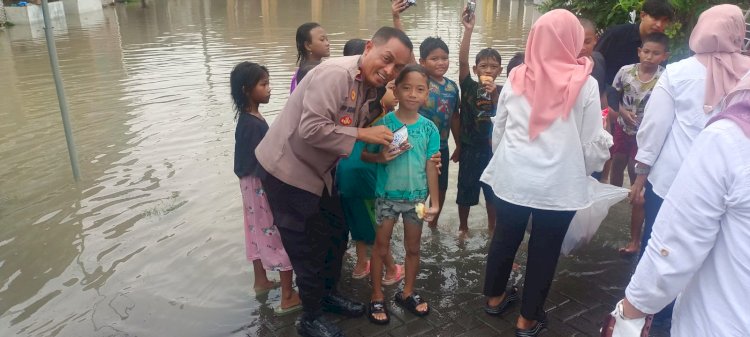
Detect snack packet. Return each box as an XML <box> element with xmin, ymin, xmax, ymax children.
<box><xmin>389</xmin><ymin>125</ymin><xmax>408</xmax><ymax>154</ymax></box>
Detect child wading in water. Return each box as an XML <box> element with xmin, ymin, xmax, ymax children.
<box><xmin>232</xmin><ymin>62</ymin><xmax>300</xmax><ymax>315</ymax></box>
<box><xmin>362</xmin><ymin>65</ymin><xmax>440</xmax><ymax>325</ymax></box>
<box><xmin>453</xmin><ymin>7</ymin><xmax>503</xmax><ymax>234</ymax></box>
<box><xmin>290</xmin><ymin>22</ymin><xmax>330</xmax><ymax>93</ymax></box>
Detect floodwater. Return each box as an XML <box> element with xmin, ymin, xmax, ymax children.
<box><xmin>1</xmin><ymin>1</ymin><xmax>639</xmax><ymax>337</ymax></box>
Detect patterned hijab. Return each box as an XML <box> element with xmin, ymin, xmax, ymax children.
<box><xmin>708</xmin><ymin>72</ymin><xmax>750</xmax><ymax>138</ymax></box>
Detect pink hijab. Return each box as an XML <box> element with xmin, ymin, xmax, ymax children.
<box><xmin>689</xmin><ymin>4</ymin><xmax>750</xmax><ymax>111</ymax></box>
<box><xmin>510</xmin><ymin>9</ymin><xmax>593</xmax><ymax>140</ymax></box>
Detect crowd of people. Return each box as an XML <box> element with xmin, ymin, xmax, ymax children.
<box><xmin>231</xmin><ymin>1</ymin><xmax>750</xmax><ymax>336</ymax></box>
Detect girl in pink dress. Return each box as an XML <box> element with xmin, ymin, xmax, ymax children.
<box><xmin>232</xmin><ymin>62</ymin><xmax>300</xmax><ymax>315</ymax></box>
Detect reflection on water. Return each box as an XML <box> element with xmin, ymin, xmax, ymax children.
<box><xmin>0</xmin><ymin>1</ymin><xmax>540</xmax><ymax>336</ymax></box>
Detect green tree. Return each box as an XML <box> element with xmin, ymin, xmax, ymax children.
<box><xmin>540</xmin><ymin>0</ymin><xmax>748</xmax><ymax>61</ymax></box>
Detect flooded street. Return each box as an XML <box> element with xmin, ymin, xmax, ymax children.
<box><xmin>1</xmin><ymin>1</ymin><xmax>644</xmax><ymax>336</ymax></box>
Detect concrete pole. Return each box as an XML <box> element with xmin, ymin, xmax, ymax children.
<box><xmin>1</xmin><ymin>2</ymin><xmax>6</xmax><ymax>27</ymax></box>
<box><xmin>41</xmin><ymin>0</ymin><xmax>81</xmax><ymax>181</ymax></box>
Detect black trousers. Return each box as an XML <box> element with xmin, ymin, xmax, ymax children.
<box><xmin>483</xmin><ymin>197</ymin><xmax>575</xmax><ymax>321</ymax></box>
<box><xmin>262</xmin><ymin>173</ymin><xmax>348</xmax><ymax>317</ymax></box>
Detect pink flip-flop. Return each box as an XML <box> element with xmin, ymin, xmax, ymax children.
<box><xmin>382</xmin><ymin>264</ymin><xmax>404</xmax><ymax>286</ymax></box>
<box><xmin>352</xmin><ymin>261</ymin><xmax>371</xmax><ymax>280</ymax></box>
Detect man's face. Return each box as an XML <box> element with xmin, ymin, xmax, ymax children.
<box><xmin>639</xmin><ymin>13</ymin><xmax>670</xmax><ymax>35</ymax></box>
<box><xmin>579</xmin><ymin>29</ymin><xmax>597</xmax><ymax>58</ymax></box>
<box><xmin>361</xmin><ymin>38</ymin><xmax>412</xmax><ymax>87</ymax></box>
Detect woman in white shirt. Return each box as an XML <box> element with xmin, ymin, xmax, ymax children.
<box><xmin>479</xmin><ymin>9</ymin><xmax>610</xmax><ymax>336</ymax></box>
<box><xmin>630</xmin><ymin>4</ymin><xmax>750</xmax><ymax>263</ymax></box>
<box><xmin>605</xmin><ymin>75</ymin><xmax>750</xmax><ymax>337</ymax></box>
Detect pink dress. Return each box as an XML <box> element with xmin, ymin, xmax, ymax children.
<box><xmin>240</xmin><ymin>176</ymin><xmax>292</xmax><ymax>272</ymax></box>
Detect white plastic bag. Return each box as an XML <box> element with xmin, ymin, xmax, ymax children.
<box><xmin>561</xmin><ymin>177</ymin><xmax>629</xmax><ymax>255</ymax></box>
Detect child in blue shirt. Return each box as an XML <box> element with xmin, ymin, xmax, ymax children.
<box><xmin>362</xmin><ymin>65</ymin><xmax>440</xmax><ymax>325</ymax></box>
<box><xmin>418</xmin><ymin>37</ymin><xmax>460</xmax><ymax>229</ymax></box>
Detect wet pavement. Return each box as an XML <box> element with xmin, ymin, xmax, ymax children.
<box><xmin>245</xmin><ymin>198</ymin><xmax>671</xmax><ymax>337</ymax></box>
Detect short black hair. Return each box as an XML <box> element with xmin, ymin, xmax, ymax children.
<box><xmin>371</xmin><ymin>26</ymin><xmax>413</xmax><ymax>52</ymax></box>
<box><xmin>641</xmin><ymin>0</ymin><xmax>674</xmax><ymax>21</ymax></box>
<box><xmin>230</xmin><ymin>62</ymin><xmax>268</xmax><ymax>119</ymax></box>
<box><xmin>641</xmin><ymin>32</ymin><xmax>670</xmax><ymax>51</ymax></box>
<box><xmin>343</xmin><ymin>39</ymin><xmax>367</xmax><ymax>56</ymax></box>
<box><xmin>475</xmin><ymin>48</ymin><xmax>502</xmax><ymax>67</ymax></box>
<box><xmin>395</xmin><ymin>64</ymin><xmax>429</xmax><ymax>86</ymax></box>
<box><xmin>506</xmin><ymin>52</ymin><xmax>525</xmax><ymax>77</ymax></box>
<box><xmin>419</xmin><ymin>37</ymin><xmax>449</xmax><ymax>60</ymax></box>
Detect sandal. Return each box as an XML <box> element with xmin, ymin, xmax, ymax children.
<box><xmin>382</xmin><ymin>264</ymin><xmax>404</xmax><ymax>286</ymax></box>
<box><xmin>367</xmin><ymin>300</ymin><xmax>390</xmax><ymax>325</ymax></box>
<box><xmin>352</xmin><ymin>261</ymin><xmax>371</xmax><ymax>279</ymax></box>
<box><xmin>274</xmin><ymin>302</ymin><xmax>302</xmax><ymax>316</ymax></box>
<box><xmin>515</xmin><ymin>318</ymin><xmax>547</xmax><ymax>337</ymax></box>
<box><xmin>484</xmin><ymin>286</ymin><xmax>519</xmax><ymax>316</ymax></box>
<box><xmin>515</xmin><ymin>315</ymin><xmax>548</xmax><ymax>337</ymax></box>
<box><xmin>394</xmin><ymin>290</ymin><xmax>429</xmax><ymax>317</ymax></box>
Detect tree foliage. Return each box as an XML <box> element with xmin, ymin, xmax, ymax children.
<box><xmin>540</xmin><ymin>0</ymin><xmax>748</xmax><ymax>61</ymax></box>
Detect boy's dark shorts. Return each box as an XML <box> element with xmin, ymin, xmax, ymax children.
<box><xmin>456</xmin><ymin>144</ymin><xmax>494</xmax><ymax>206</ymax></box>
<box><xmin>438</xmin><ymin>147</ymin><xmax>449</xmax><ymax>191</ymax></box>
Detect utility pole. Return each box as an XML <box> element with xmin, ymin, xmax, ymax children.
<box><xmin>41</xmin><ymin>0</ymin><xmax>81</xmax><ymax>181</ymax></box>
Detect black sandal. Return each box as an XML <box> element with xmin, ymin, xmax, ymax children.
<box><xmin>515</xmin><ymin>315</ymin><xmax>548</xmax><ymax>337</ymax></box>
<box><xmin>368</xmin><ymin>301</ymin><xmax>390</xmax><ymax>325</ymax></box>
<box><xmin>394</xmin><ymin>290</ymin><xmax>430</xmax><ymax>317</ymax></box>
<box><xmin>484</xmin><ymin>286</ymin><xmax>519</xmax><ymax>316</ymax></box>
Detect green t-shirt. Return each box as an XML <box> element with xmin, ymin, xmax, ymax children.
<box><xmin>336</xmin><ymin>141</ymin><xmax>377</xmax><ymax>198</ymax></box>
<box><xmin>367</xmin><ymin>112</ymin><xmax>441</xmax><ymax>201</ymax></box>
<box><xmin>459</xmin><ymin>76</ymin><xmax>499</xmax><ymax>147</ymax></box>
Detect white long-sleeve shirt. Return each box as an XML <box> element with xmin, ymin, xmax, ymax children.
<box><xmin>635</xmin><ymin>57</ymin><xmax>716</xmax><ymax>198</ymax></box>
<box><xmin>626</xmin><ymin>119</ymin><xmax>750</xmax><ymax>337</ymax></box>
<box><xmin>480</xmin><ymin>77</ymin><xmax>611</xmax><ymax>211</ymax></box>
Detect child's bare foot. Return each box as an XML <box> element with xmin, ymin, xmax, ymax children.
<box><xmin>619</xmin><ymin>241</ymin><xmax>640</xmax><ymax>256</ymax></box>
<box><xmin>458</xmin><ymin>229</ymin><xmax>468</xmax><ymax>240</ymax></box>
<box><xmin>253</xmin><ymin>280</ymin><xmax>279</xmax><ymax>294</ymax></box>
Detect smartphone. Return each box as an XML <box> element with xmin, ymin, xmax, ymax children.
<box><xmin>467</xmin><ymin>0</ymin><xmax>476</xmax><ymax>15</ymax></box>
